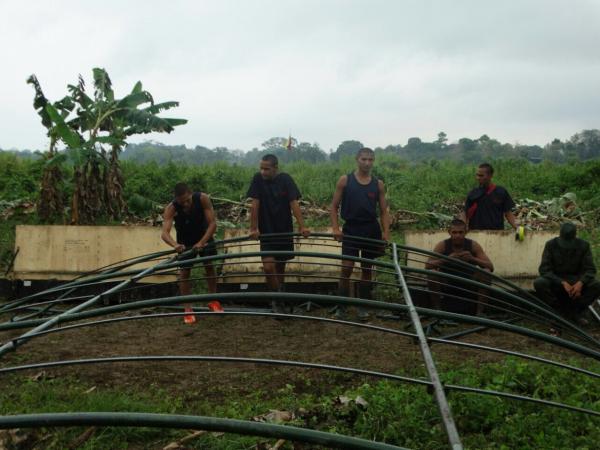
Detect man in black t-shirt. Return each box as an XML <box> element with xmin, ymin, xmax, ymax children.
<box><xmin>330</xmin><ymin>147</ymin><xmax>391</xmax><ymax>320</ymax></box>
<box><xmin>247</xmin><ymin>154</ymin><xmax>310</xmax><ymax>313</ymax></box>
<box><xmin>463</xmin><ymin>163</ymin><xmax>518</xmax><ymax>231</ymax></box>
<box><xmin>161</xmin><ymin>183</ymin><xmax>218</xmax><ymax>322</ymax></box>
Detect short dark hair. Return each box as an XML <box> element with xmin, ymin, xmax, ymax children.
<box><xmin>356</xmin><ymin>147</ymin><xmax>374</xmax><ymax>157</ymax></box>
<box><xmin>449</xmin><ymin>218</ymin><xmax>467</xmax><ymax>229</ymax></box>
<box><xmin>478</xmin><ymin>163</ymin><xmax>494</xmax><ymax>175</ymax></box>
<box><xmin>174</xmin><ymin>182</ymin><xmax>191</xmax><ymax>197</ymax></box>
<box><xmin>262</xmin><ymin>154</ymin><xmax>278</xmax><ymax>167</ymax></box>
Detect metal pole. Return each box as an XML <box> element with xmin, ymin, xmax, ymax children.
<box><xmin>0</xmin><ymin>412</ymin><xmax>406</xmax><ymax>450</ymax></box>
<box><xmin>392</xmin><ymin>243</ymin><xmax>463</xmax><ymax>450</ymax></box>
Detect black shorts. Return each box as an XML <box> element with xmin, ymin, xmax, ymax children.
<box><xmin>342</xmin><ymin>221</ymin><xmax>385</xmax><ymax>260</ymax></box>
<box><xmin>177</xmin><ymin>239</ymin><xmax>218</xmax><ymax>269</ymax></box>
<box><xmin>259</xmin><ymin>235</ymin><xmax>294</xmax><ymax>261</ymax></box>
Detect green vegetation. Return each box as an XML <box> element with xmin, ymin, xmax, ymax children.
<box><xmin>2</xmin><ymin>155</ymin><xmax>600</xmax><ymax>273</ymax></box>
<box><xmin>26</xmin><ymin>69</ymin><xmax>186</xmax><ymax>223</ymax></box>
<box><xmin>1</xmin><ymin>358</ymin><xmax>598</xmax><ymax>449</ymax></box>
<box><xmin>4</xmin><ymin>151</ymin><xmax>600</xmax><ymax>212</ymax></box>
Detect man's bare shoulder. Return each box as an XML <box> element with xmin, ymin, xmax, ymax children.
<box><xmin>433</xmin><ymin>240</ymin><xmax>446</xmax><ymax>253</ymax></box>
<box><xmin>337</xmin><ymin>174</ymin><xmax>348</xmax><ymax>186</ymax></box>
<box><xmin>163</xmin><ymin>202</ymin><xmax>176</xmax><ymax>217</ymax></box>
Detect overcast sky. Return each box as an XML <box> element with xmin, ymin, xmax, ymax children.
<box><xmin>2</xmin><ymin>0</ymin><xmax>600</xmax><ymax>152</ymax></box>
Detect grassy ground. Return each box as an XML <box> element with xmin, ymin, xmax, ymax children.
<box><xmin>1</xmin><ymin>357</ymin><xmax>599</xmax><ymax>449</ymax></box>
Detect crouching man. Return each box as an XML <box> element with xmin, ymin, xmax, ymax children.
<box><xmin>426</xmin><ymin>219</ymin><xmax>494</xmax><ymax>315</ymax></box>
<box><xmin>534</xmin><ymin>222</ymin><xmax>600</xmax><ymax>325</ymax></box>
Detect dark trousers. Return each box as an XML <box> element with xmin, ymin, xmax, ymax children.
<box><xmin>533</xmin><ymin>277</ymin><xmax>600</xmax><ymax>315</ymax></box>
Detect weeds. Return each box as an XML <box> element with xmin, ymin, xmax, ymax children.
<box><xmin>1</xmin><ymin>358</ymin><xmax>599</xmax><ymax>449</ymax></box>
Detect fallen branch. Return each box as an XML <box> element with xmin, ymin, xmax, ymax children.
<box><xmin>162</xmin><ymin>430</ymin><xmax>207</xmax><ymax>450</ymax></box>
<box><xmin>68</xmin><ymin>427</ymin><xmax>96</xmax><ymax>449</ymax></box>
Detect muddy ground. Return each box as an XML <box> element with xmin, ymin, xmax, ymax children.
<box><xmin>1</xmin><ymin>303</ymin><xmax>597</xmax><ymax>401</ymax></box>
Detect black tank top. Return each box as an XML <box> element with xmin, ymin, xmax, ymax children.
<box><xmin>442</xmin><ymin>238</ymin><xmax>474</xmax><ymax>256</ymax></box>
<box><xmin>172</xmin><ymin>192</ymin><xmax>207</xmax><ymax>247</ymax></box>
<box><xmin>341</xmin><ymin>172</ymin><xmax>379</xmax><ymax>223</ymax></box>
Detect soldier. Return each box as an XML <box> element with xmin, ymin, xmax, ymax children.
<box><xmin>534</xmin><ymin>222</ymin><xmax>600</xmax><ymax>325</ymax></box>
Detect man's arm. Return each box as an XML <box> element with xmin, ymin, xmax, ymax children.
<box><xmin>161</xmin><ymin>204</ymin><xmax>185</xmax><ymax>253</ymax></box>
<box><xmin>580</xmin><ymin>243</ymin><xmax>597</xmax><ymax>285</ymax></box>
<box><xmin>503</xmin><ymin>190</ymin><xmax>518</xmax><ymax>230</ymax></box>
<box><xmin>573</xmin><ymin>243</ymin><xmax>597</xmax><ymax>297</ymax></box>
<box><xmin>330</xmin><ymin>175</ymin><xmax>347</xmax><ymax>241</ymax></box>
<box><xmin>425</xmin><ymin>241</ymin><xmax>447</xmax><ymax>270</ymax></box>
<box><xmin>460</xmin><ymin>195</ymin><xmax>471</xmax><ymax>227</ymax></box>
<box><xmin>470</xmin><ymin>242</ymin><xmax>494</xmax><ymax>272</ymax></box>
<box><xmin>505</xmin><ymin>211</ymin><xmax>518</xmax><ymax>230</ymax></box>
<box><xmin>192</xmin><ymin>194</ymin><xmax>217</xmax><ymax>249</ymax></box>
<box><xmin>249</xmin><ymin>198</ymin><xmax>260</xmax><ymax>239</ymax></box>
<box><xmin>378</xmin><ymin>179</ymin><xmax>391</xmax><ymax>241</ymax></box>
<box><xmin>538</xmin><ymin>241</ymin><xmax>562</xmax><ymax>284</ymax></box>
<box><xmin>290</xmin><ymin>200</ymin><xmax>310</xmax><ymax>237</ymax></box>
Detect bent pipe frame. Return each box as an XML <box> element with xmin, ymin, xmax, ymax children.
<box><xmin>13</xmin><ymin>310</ymin><xmax>600</xmax><ymax>380</ymax></box>
<box><xmin>406</xmin><ymin>282</ymin><xmax>578</xmax><ymax>341</ymax></box>
<box><xmin>158</xmin><ymin>249</ymin><xmax>597</xmax><ymax>346</ymax></box>
<box><xmin>3</xmin><ymin>292</ymin><xmax>600</xmax><ymax>360</ymax></box>
<box><xmin>0</xmin><ymin>412</ymin><xmax>407</xmax><ymax>450</ymax></box>
<box><xmin>403</xmin><ymin>266</ymin><xmax>594</xmax><ymax>343</ymax></box>
<box><xmin>142</xmin><ymin>247</ymin><xmax>581</xmax><ymax>338</ymax></box>
<box><xmin>2</xmin><ymin>271</ymin><xmax>402</xmax><ymax>320</ymax></box>
<box><xmin>0</xmin><ymin>249</ymin><xmax>397</xmax><ymax>314</ymax></box>
<box><xmin>0</xmin><ymin>232</ymin><xmax>530</xmax><ymax>312</ymax></box>
<box><xmin>0</xmin><ymin>253</ymin><xmax>181</xmax><ymax>358</ymax></box>
<box><xmin>402</xmin><ymin>266</ymin><xmax>597</xmax><ymax>346</ymax></box>
<box><xmin>1</xmin><ymin>355</ymin><xmax>599</xmax><ymax>419</ymax></box>
<box><xmin>0</xmin><ymin>249</ymin><xmax>180</xmax><ymax>313</ymax></box>
<box><xmin>0</xmin><ymin>232</ymin><xmax>392</xmax><ymax>317</ymax></box>
<box><xmin>2</xmin><ymin>232</ymin><xmax>389</xmax><ymax>299</ymax></box>
<box><xmin>400</xmin><ymin>243</ymin><xmax>544</xmax><ymax>306</ymax></box>
<box><xmin>405</xmin><ymin>273</ymin><xmax>542</xmax><ymax>321</ymax></box>
<box><xmin>408</xmin><ymin>283</ymin><xmax>587</xmax><ymax>345</ymax></box>
<box><xmin>4</xmin><ymin>263</ymin><xmax>537</xmax><ymax>330</ymax></box>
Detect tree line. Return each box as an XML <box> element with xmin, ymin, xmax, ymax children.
<box><xmin>119</xmin><ymin>129</ymin><xmax>600</xmax><ymax>166</ymax></box>
<box><xmin>6</xmin><ymin>129</ymin><xmax>600</xmax><ymax>168</ymax></box>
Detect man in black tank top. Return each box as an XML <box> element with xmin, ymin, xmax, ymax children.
<box><xmin>426</xmin><ymin>219</ymin><xmax>493</xmax><ymax>315</ymax></box>
<box><xmin>161</xmin><ymin>183</ymin><xmax>218</xmax><ymax>321</ymax></box>
<box><xmin>330</xmin><ymin>147</ymin><xmax>391</xmax><ymax>320</ymax></box>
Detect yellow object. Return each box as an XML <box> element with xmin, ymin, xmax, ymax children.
<box><xmin>516</xmin><ymin>226</ymin><xmax>525</xmax><ymax>242</ymax></box>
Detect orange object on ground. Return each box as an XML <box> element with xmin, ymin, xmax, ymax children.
<box><xmin>208</xmin><ymin>300</ymin><xmax>224</xmax><ymax>312</ymax></box>
<box><xmin>183</xmin><ymin>306</ymin><xmax>196</xmax><ymax>324</ymax></box>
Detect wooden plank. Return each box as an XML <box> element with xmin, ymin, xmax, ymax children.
<box><xmin>13</xmin><ymin>225</ymin><xmax>177</xmax><ymax>283</ymax></box>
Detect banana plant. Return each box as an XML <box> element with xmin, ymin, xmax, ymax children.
<box><xmin>26</xmin><ymin>75</ymin><xmax>76</xmax><ymax>222</ymax></box>
<box><xmin>28</xmin><ymin>68</ymin><xmax>187</xmax><ymax>224</ymax></box>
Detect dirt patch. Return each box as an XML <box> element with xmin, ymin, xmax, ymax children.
<box><xmin>1</xmin><ymin>306</ymin><xmax>597</xmax><ymax>400</ymax></box>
